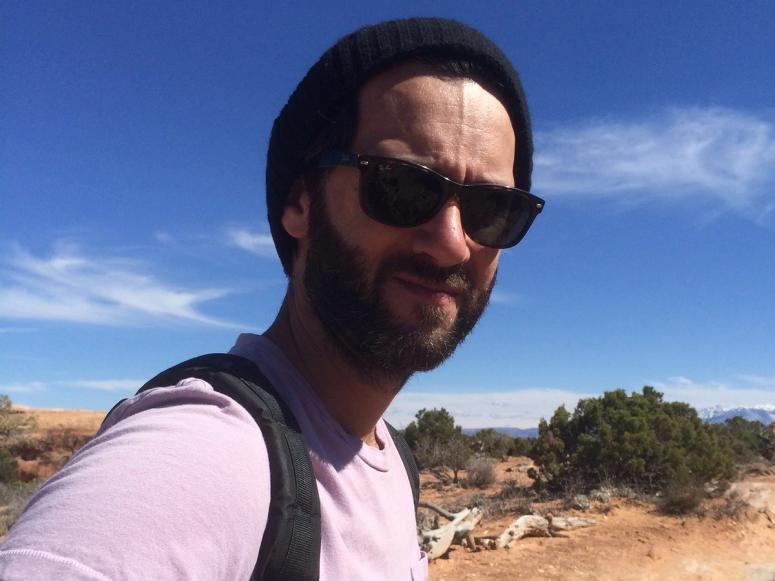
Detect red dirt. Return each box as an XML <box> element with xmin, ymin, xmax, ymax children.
<box><xmin>423</xmin><ymin>458</ymin><xmax>775</xmax><ymax>581</ymax></box>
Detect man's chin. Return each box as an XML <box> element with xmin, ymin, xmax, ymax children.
<box><xmin>385</xmin><ymin>295</ymin><xmax>458</xmax><ymax>331</ymax></box>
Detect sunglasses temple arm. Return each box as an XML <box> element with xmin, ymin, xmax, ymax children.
<box><xmin>318</xmin><ymin>150</ymin><xmax>360</xmax><ymax>169</ymax></box>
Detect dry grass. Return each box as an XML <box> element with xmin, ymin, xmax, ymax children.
<box><xmin>13</xmin><ymin>406</ymin><xmax>105</xmax><ymax>436</ymax></box>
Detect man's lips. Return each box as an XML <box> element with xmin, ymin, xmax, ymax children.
<box><xmin>391</xmin><ymin>274</ymin><xmax>463</xmax><ymax>305</ymax></box>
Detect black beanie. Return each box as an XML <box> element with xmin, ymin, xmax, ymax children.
<box><xmin>266</xmin><ymin>17</ymin><xmax>533</xmax><ymax>274</ymax></box>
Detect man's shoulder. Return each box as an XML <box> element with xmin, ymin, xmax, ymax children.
<box><xmin>102</xmin><ymin>375</ymin><xmax>258</xmax><ymax>431</ymax></box>
<box><xmin>0</xmin><ymin>377</ymin><xmax>270</xmax><ymax>581</ymax></box>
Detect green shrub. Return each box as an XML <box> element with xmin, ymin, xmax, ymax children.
<box><xmin>0</xmin><ymin>395</ymin><xmax>36</xmax><ymax>448</ymax></box>
<box><xmin>510</xmin><ymin>437</ymin><xmax>535</xmax><ymax>457</ymax></box>
<box><xmin>713</xmin><ymin>417</ymin><xmax>775</xmax><ymax>463</ymax></box>
<box><xmin>0</xmin><ymin>448</ymin><xmax>19</xmax><ymax>483</ymax></box>
<box><xmin>470</xmin><ymin>428</ymin><xmax>512</xmax><ymax>460</ymax></box>
<box><xmin>530</xmin><ymin>386</ymin><xmax>735</xmax><ymax>494</ymax></box>
<box><xmin>659</xmin><ymin>467</ymin><xmax>706</xmax><ymax>515</ymax></box>
<box><xmin>402</xmin><ymin>408</ymin><xmax>460</xmax><ymax>450</ymax></box>
<box><xmin>403</xmin><ymin>408</ymin><xmax>471</xmax><ymax>483</ymax></box>
<box><xmin>414</xmin><ymin>433</ymin><xmax>471</xmax><ymax>483</ymax></box>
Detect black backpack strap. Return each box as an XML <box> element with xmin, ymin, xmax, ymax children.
<box><xmin>385</xmin><ymin>421</ymin><xmax>420</xmax><ymax>512</ymax></box>
<box><xmin>137</xmin><ymin>353</ymin><xmax>321</xmax><ymax>581</ymax></box>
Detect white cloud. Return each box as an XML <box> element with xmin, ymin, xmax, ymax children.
<box><xmin>56</xmin><ymin>379</ymin><xmax>144</xmax><ymax>392</ymax></box>
<box><xmin>227</xmin><ymin>228</ymin><xmax>276</xmax><ymax>257</ymax></box>
<box><xmin>736</xmin><ymin>374</ymin><xmax>775</xmax><ymax>387</ymax></box>
<box><xmin>0</xmin><ymin>378</ymin><xmax>142</xmax><ymax>395</ymax></box>
<box><xmin>386</xmin><ymin>374</ymin><xmax>775</xmax><ymax>429</ymax></box>
<box><xmin>0</xmin><ymin>381</ymin><xmax>47</xmax><ymax>394</ymax></box>
<box><xmin>154</xmin><ymin>231</ymin><xmax>174</xmax><ymax>245</ymax></box>
<box><xmin>387</xmin><ymin>387</ymin><xmax>592</xmax><ymax>429</ymax></box>
<box><xmin>0</xmin><ymin>242</ymin><xmax>236</xmax><ymax>327</ymax></box>
<box><xmin>652</xmin><ymin>375</ymin><xmax>775</xmax><ymax>409</ymax></box>
<box><xmin>535</xmin><ymin>107</ymin><xmax>775</xmax><ymax>220</ymax></box>
<box><xmin>489</xmin><ymin>290</ymin><xmax>520</xmax><ymax>306</ymax></box>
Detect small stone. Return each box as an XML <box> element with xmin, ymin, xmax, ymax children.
<box><xmin>568</xmin><ymin>494</ymin><xmax>591</xmax><ymax>511</ymax></box>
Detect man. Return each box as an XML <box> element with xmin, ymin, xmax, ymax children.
<box><xmin>0</xmin><ymin>17</ymin><xmax>543</xmax><ymax>580</ymax></box>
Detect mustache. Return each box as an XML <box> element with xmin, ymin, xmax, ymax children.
<box><xmin>379</xmin><ymin>254</ymin><xmax>473</xmax><ymax>293</ymax></box>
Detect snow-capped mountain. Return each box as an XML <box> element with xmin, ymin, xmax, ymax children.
<box><xmin>698</xmin><ymin>405</ymin><xmax>775</xmax><ymax>425</ymax></box>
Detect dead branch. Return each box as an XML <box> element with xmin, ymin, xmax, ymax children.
<box><xmin>550</xmin><ymin>516</ymin><xmax>596</xmax><ymax>531</ymax></box>
<box><xmin>496</xmin><ymin>514</ymin><xmax>596</xmax><ymax>549</ymax></box>
<box><xmin>418</xmin><ymin>502</ymin><xmax>597</xmax><ymax>558</ymax></box>
<box><xmin>496</xmin><ymin>515</ymin><xmax>550</xmax><ymax>548</ymax></box>
<box><xmin>420</xmin><ymin>507</ymin><xmax>483</xmax><ymax>559</ymax></box>
<box><xmin>418</xmin><ymin>501</ymin><xmax>457</xmax><ymax>520</ymax></box>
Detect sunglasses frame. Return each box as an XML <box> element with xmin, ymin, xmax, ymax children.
<box><xmin>317</xmin><ymin>150</ymin><xmax>545</xmax><ymax>249</ymax></box>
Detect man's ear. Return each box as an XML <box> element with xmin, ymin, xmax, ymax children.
<box><xmin>282</xmin><ymin>177</ymin><xmax>311</xmax><ymax>240</ymax></box>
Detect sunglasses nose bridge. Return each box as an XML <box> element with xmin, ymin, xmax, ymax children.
<box><xmin>411</xmin><ymin>193</ymin><xmax>471</xmax><ymax>266</ymax></box>
<box><xmin>438</xmin><ymin>178</ymin><xmax>463</xmax><ymax>211</ymax></box>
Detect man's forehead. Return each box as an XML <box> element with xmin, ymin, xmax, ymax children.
<box><xmin>355</xmin><ymin>61</ymin><xmax>515</xmax><ymax>139</ymax></box>
<box><xmin>357</xmin><ymin>60</ymin><xmax>506</xmax><ymax>109</ymax></box>
<box><xmin>352</xmin><ymin>62</ymin><xmax>516</xmax><ymax>185</ymax></box>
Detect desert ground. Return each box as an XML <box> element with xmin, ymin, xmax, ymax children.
<box><xmin>5</xmin><ymin>407</ymin><xmax>775</xmax><ymax>580</ymax></box>
<box><xmin>422</xmin><ymin>459</ymin><xmax>775</xmax><ymax>581</ymax></box>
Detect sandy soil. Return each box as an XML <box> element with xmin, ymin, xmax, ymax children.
<box><xmin>424</xmin><ymin>459</ymin><xmax>775</xmax><ymax>581</ymax></box>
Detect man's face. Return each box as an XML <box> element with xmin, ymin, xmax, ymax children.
<box><xmin>297</xmin><ymin>63</ymin><xmax>516</xmax><ymax>384</ymax></box>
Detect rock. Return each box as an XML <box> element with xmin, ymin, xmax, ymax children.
<box><xmin>589</xmin><ymin>488</ymin><xmax>612</xmax><ymax>503</ymax></box>
<box><xmin>567</xmin><ymin>494</ymin><xmax>591</xmax><ymax>511</ymax></box>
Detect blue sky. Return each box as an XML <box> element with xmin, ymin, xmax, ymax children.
<box><xmin>2</xmin><ymin>1</ymin><xmax>774</xmax><ymax>428</ymax></box>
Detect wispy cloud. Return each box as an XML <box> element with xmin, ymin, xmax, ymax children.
<box><xmin>0</xmin><ymin>378</ymin><xmax>142</xmax><ymax>396</ymax></box>
<box><xmin>0</xmin><ymin>381</ymin><xmax>47</xmax><ymax>394</ymax></box>
<box><xmin>535</xmin><ymin>107</ymin><xmax>775</xmax><ymax>221</ymax></box>
<box><xmin>388</xmin><ymin>388</ymin><xmax>593</xmax><ymax>429</ymax></box>
<box><xmin>57</xmin><ymin>379</ymin><xmax>143</xmax><ymax>391</ymax></box>
<box><xmin>653</xmin><ymin>374</ymin><xmax>775</xmax><ymax>409</ymax></box>
<box><xmin>227</xmin><ymin>228</ymin><xmax>276</xmax><ymax>257</ymax></box>
<box><xmin>154</xmin><ymin>231</ymin><xmax>175</xmax><ymax>245</ymax></box>
<box><xmin>0</xmin><ymin>327</ymin><xmax>34</xmax><ymax>334</ymax></box>
<box><xmin>489</xmin><ymin>289</ymin><xmax>520</xmax><ymax>306</ymax></box>
<box><xmin>387</xmin><ymin>374</ymin><xmax>775</xmax><ymax>429</ymax></box>
<box><xmin>0</xmin><ymin>242</ymin><xmax>236</xmax><ymax>327</ymax></box>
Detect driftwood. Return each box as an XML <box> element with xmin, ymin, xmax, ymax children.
<box><xmin>419</xmin><ymin>501</ymin><xmax>596</xmax><ymax>558</ymax></box>
<box><xmin>419</xmin><ymin>502</ymin><xmax>484</xmax><ymax>559</ymax></box>
<box><xmin>495</xmin><ymin>514</ymin><xmax>596</xmax><ymax>549</ymax></box>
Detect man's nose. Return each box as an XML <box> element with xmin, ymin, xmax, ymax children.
<box><xmin>410</xmin><ymin>201</ymin><xmax>471</xmax><ymax>266</ymax></box>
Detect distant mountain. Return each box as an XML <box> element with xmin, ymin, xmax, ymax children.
<box><xmin>463</xmin><ymin>426</ymin><xmax>539</xmax><ymax>438</ymax></box>
<box><xmin>698</xmin><ymin>405</ymin><xmax>775</xmax><ymax>425</ymax></box>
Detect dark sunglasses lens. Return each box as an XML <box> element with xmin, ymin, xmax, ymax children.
<box><xmin>359</xmin><ymin>156</ymin><xmax>538</xmax><ymax>248</ymax></box>
<box><xmin>360</xmin><ymin>161</ymin><xmax>445</xmax><ymax>227</ymax></box>
<box><xmin>461</xmin><ymin>188</ymin><xmax>534</xmax><ymax>248</ymax></box>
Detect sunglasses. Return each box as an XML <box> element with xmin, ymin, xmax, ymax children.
<box><xmin>317</xmin><ymin>151</ymin><xmax>545</xmax><ymax>249</ymax></box>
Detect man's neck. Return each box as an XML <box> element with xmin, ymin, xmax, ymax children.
<box><xmin>263</xmin><ymin>285</ymin><xmax>404</xmax><ymax>448</ymax></box>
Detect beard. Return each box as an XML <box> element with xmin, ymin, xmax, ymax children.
<box><xmin>303</xmin><ymin>192</ymin><xmax>495</xmax><ymax>387</ymax></box>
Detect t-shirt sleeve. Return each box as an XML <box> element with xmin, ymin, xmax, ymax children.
<box><xmin>0</xmin><ymin>378</ymin><xmax>270</xmax><ymax>581</ymax></box>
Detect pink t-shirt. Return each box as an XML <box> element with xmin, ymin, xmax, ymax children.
<box><xmin>0</xmin><ymin>334</ymin><xmax>428</xmax><ymax>580</ymax></box>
